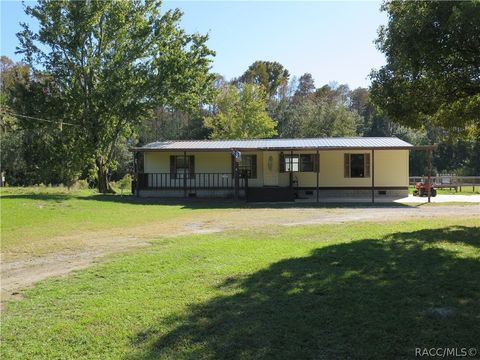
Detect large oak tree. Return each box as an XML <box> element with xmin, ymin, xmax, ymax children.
<box><xmin>17</xmin><ymin>0</ymin><xmax>215</xmax><ymax>192</ymax></box>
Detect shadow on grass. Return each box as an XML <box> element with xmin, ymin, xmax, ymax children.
<box><xmin>127</xmin><ymin>226</ymin><xmax>480</xmax><ymax>359</ymax></box>
<box><xmin>0</xmin><ymin>193</ymin><xmax>77</xmax><ymax>203</ymax></box>
<box><xmin>0</xmin><ymin>192</ymin><xmax>416</xmax><ymax>210</ymax></box>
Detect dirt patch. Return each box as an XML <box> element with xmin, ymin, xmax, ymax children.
<box><xmin>2</xmin><ymin>204</ymin><xmax>479</xmax><ymax>307</ymax></box>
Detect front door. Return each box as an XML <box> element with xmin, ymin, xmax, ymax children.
<box><xmin>263</xmin><ymin>151</ymin><xmax>279</xmax><ymax>186</ymax></box>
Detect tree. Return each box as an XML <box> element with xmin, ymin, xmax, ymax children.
<box><xmin>237</xmin><ymin>61</ymin><xmax>290</xmax><ymax>98</ymax></box>
<box><xmin>285</xmin><ymin>97</ymin><xmax>359</xmax><ymax>138</ymax></box>
<box><xmin>203</xmin><ymin>83</ymin><xmax>277</xmax><ymax>139</ymax></box>
<box><xmin>17</xmin><ymin>0</ymin><xmax>215</xmax><ymax>192</ymax></box>
<box><xmin>0</xmin><ymin>56</ymin><xmax>29</xmax><ymax>133</ymax></box>
<box><xmin>370</xmin><ymin>1</ymin><xmax>480</xmax><ymax>135</ymax></box>
<box><xmin>1</xmin><ymin>56</ymin><xmax>85</xmax><ymax>185</ymax></box>
<box><xmin>294</xmin><ymin>73</ymin><xmax>315</xmax><ymax>99</ymax></box>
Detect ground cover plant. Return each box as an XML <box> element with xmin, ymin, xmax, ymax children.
<box><xmin>1</xmin><ymin>216</ymin><xmax>479</xmax><ymax>359</ymax></box>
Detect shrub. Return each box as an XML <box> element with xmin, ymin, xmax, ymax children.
<box><xmin>117</xmin><ymin>174</ymin><xmax>132</xmax><ymax>195</ymax></box>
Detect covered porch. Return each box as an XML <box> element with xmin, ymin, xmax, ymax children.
<box><xmin>130</xmin><ymin>138</ymin><xmax>433</xmax><ymax>203</ymax></box>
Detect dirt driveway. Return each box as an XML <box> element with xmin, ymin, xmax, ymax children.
<box><xmin>2</xmin><ymin>204</ymin><xmax>479</xmax><ymax>306</ymax></box>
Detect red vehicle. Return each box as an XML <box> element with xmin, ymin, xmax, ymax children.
<box><xmin>413</xmin><ymin>182</ymin><xmax>437</xmax><ymax>197</ymax></box>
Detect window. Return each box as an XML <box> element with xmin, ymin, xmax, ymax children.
<box><xmin>300</xmin><ymin>154</ymin><xmax>315</xmax><ymax>172</ymax></box>
<box><xmin>283</xmin><ymin>154</ymin><xmax>316</xmax><ymax>172</ymax></box>
<box><xmin>284</xmin><ymin>155</ymin><xmax>299</xmax><ymax>172</ymax></box>
<box><xmin>344</xmin><ymin>153</ymin><xmax>370</xmax><ymax>178</ymax></box>
<box><xmin>237</xmin><ymin>155</ymin><xmax>257</xmax><ymax>178</ymax></box>
<box><xmin>350</xmin><ymin>154</ymin><xmax>365</xmax><ymax>177</ymax></box>
<box><xmin>170</xmin><ymin>155</ymin><xmax>195</xmax><ymax>179</ymax></box>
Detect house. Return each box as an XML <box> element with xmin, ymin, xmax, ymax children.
<box><xmin>130</xmin><ymin>137</ymin><xmax>413</xmax><ymax>202</ymax></box>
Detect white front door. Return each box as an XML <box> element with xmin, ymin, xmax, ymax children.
<box><xmin>263</xmin><ymin>151</ymin><xmax>279</xmax><ymax>186</ymax></box>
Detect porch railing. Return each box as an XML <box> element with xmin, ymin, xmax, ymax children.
<box><xmin>138</xmin><ymin>173</ymin><xmax>245</xmax><ymax>191</ymax></box>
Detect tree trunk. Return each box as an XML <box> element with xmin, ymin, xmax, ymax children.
<box><xmin>96</xmin><ymin>157</ymin><xmax>115</xmax><ymax>194</ymax></box>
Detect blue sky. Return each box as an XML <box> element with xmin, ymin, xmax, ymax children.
<box><xmin>1</xmin><ymin>1</ymin><xmax>387</xmax><ymax>89</ymax></box>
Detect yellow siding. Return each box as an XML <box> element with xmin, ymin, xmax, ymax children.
<box><xmin>373</xmin><ymin>150</ymin><xmax>409</xmax><ymax>187</ymax></box>
<box><xmin>143</xmin><ymin>149</ymin><xmax>409</xmax><ymax>188</ymax></box>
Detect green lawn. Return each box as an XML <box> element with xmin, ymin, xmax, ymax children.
<box><xmin>1</xmin><ymin>218</ymin><xmax>479</xmax><ymax>359</ymax></box>
<box><xmin>1</xmin><ymin>187</ymin><xmax>221</xmax><ymax>258</ymax></box>
<box><xmin>0</xmin><ymin>187</ymin><xmax>181</xmax><ymax>245</ymax></box>
<box><xmin>436</xmin><ymin>186</ymin><xmax>480</xmax><ymax>195</ymax></box>
<box><xmin>7</xmin><ymin>186</ymin><xmax>471</xmax><ymax>260</ymax></box>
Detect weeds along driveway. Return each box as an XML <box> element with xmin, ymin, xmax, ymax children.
<box><xmin>1</xmin><ymin>202</ymin><xmax>479</xmax><ymax>304</ymax></box>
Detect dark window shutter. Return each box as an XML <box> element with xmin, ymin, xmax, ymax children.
<box><xmin>170</xmin><ymin>155</ymin><xmax>177</xmax><ymax>179</ymax></box>
<box><xmin>365</xmin><ymin>153</ymin><xmax>371</xmax><ymax>178</ymax></box>
<box><xmin>251</xmin><ymin>155</ymin><xmax>257</xmax><ymax>178</ymax></box>
<box><xmin>189</xmin><ymin>156</ymin><xmax>195</xmax><ymax>177</ymax></box>
<box><xmin>231</xmin><ymin>154</ymin><xmax>235</xmax><ymax>178</ymax></box>
<box><xmin>344</xmin><ymin>154</ymin><xmax>350</xmax><ymax>178</ymax></box>
<box><xmin>279</xmin><ymin>152</ymin><xmax>285</xmax><ymax>173</ymax></box>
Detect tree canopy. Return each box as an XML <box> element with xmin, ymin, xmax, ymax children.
<box><xmin>203</xmin><ymin>83</ymin><xmax>277</xmax><ymax>139</ymax></box>
<box><xmin>237</xmin><ymin>61</ymin><xmax>290</xmax><ymax>98</ymax></box>
<box><xmin>15</xmin><ymin>0</ymin><xmax>215</xmax><ymax>192</ymax></box>
<box><xmin>370</xmin><ymin>1</ymin><xmax>480</xmax><ymax>136</ymax></box>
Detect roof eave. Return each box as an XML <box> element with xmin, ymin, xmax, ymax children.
<box><xmin>129</xmin><ymin>145</ymin><xmax>415</xmax><ymax>152</ymax></box>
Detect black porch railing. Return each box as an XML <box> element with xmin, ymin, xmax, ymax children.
<box><xmin>138</xmin><ymin>173</ymin><xmax>245</xmax><ymax>191</ymax></box>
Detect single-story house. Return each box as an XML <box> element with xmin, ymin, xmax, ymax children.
<box><xmin>130</xmin><ymin>137</ymin><xmax>415</xmax><ymax>202</ymax></box>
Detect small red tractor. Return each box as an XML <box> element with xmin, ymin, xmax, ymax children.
<box><xmin>413</xmin><ymin>182</ymin><xmax>437</xmax><ymax>197</ymax></box>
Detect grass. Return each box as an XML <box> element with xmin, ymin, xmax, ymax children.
<box><xmin>0</xmin><ymin>187</ymin><xmax>212</xmax><ymax>258</ymax></box>
<box><xmin>1</xmin><ymin>186</ymin><xmax>478</xmax><ymax>260</ymax></box>
<box><xmin>1</xmin><ymin>218</ymin><xmax>479</xmax><ymax>359</ymax></box>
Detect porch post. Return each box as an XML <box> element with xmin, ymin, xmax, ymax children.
<box><xmin>234</xmin><ymin>151</ymin><xmax>239</xmax><ymax>201</ymax></box>
<box><xmin>316</xmin><ymin>148</ymin><xmax>319</xmax><ymax>203</ymax></box>
<box><xmin>427</xmin><ymin>149</ymin><xmax>432</xmax><ymax>203</ymax></box>
<box><xmin>371</xmin><ymin>149</ymin><xmax>375</xmax><ymax>204</ymax></box>
<box><xmin>134</xmin><ymin>151</ymin><xmax>139</xmax><ymax>197</ymax></box>
<box><xmin>289</xmin><ymin>150</ymin><xmax>293</xmax><ymax>190</ymax></box>
<box><xmin>183</xmin><ymin>151</ymin><xmax>187</xmax><ymax>198</ymax></box>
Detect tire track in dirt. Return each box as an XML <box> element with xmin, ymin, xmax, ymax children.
<box><xmin>2</xmin><ymin>204</ymin><xmax>479</xmax><ymax>308</ymax></box>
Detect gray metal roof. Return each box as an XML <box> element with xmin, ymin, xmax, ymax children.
<box><xmin>132</xmin><ymin>137</ymin><xmax>413</xmax><ymax>151</ymax></box>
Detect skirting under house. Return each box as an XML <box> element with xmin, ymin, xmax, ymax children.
<box><xmin>130</xmin><ymin>137</ymin><xmax>414</xmax><ymax>202</ymax></box>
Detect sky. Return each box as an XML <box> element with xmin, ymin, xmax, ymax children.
<box><xmin>0</xmin><ymin>0</ymin><xmax>387</xmax><ymax>89</ymax></box>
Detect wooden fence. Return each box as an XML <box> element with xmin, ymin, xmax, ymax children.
<box><xmin>409</xmin><ymin>175</ymin><xmax>480</xmax><ymax>191</ymax></box>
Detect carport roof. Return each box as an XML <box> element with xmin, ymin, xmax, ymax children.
<box><xmin>131</xmin><ymin>137</ymin><xmax>414</xmax><ymax>152</ymax></box>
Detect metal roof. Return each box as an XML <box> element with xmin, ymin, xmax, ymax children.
<box><xmin>132</xmin><ymin>137</ymin><xmax>413</xmax><ymax>151</ymax></box>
